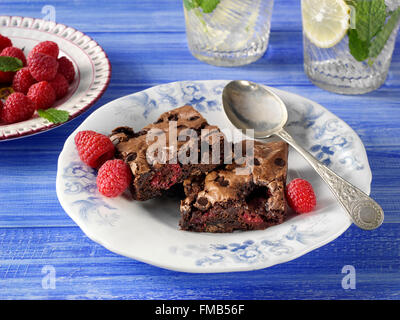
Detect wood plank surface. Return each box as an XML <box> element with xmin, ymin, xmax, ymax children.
<box><xmin>0</xmin><ymin>0</ymin><xmax>399</xmax><ymax>299</ymax></box>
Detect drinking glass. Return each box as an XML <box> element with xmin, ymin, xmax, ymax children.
<box><xmin>183</xmin><ymin>0</ymin><xmax>274</xmax><ymax>67</ymax></box>
<box><xmin>302</xmin><ymin>0</ymin><xmax>400</xmax><ymax>94</ymax></box>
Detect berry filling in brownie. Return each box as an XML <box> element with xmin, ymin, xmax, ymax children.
<box><xmin>179</xmin><ymin>141</ymin><xmax>288</xmax><ymax>233</ymax></box>
<box><xmin>109</xmin><ymin>105</ymin><xmax>225</xmax><ymax>201</ymax></box>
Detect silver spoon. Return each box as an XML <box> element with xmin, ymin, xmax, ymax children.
<box><xmin>222</xmin><ymin>80</ymin><xmax>384</xmax><ymax>230</ymax></box>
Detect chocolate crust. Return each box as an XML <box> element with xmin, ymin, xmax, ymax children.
<box><xmin>179</xmin><ymin>140</ymin><xmax>289</xmax><ymax>233</ymax></box>
<box><xmin>110</xmin><ymin>105</ymin><xmax>225</xmax><ymax>201</ymax></box>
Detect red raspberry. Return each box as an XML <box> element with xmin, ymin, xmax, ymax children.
<box><xmin>12</xmin><ymin>68</ymin><xmax>36</xmax><ymax>94</ymax></box>
<box><xmin>0</xmin><ymin>92</ymin><xmax>35</xmax><ymax>124</ymax></box>
<box><xmin>150</xmin><ymin>164</ymin><xmax>182</xmax><ymax>190</ymax></box>
<box><xmin>74</xmin><ymin>130</ymin><xmax>115</xmax><ymax>168</ymax></box>
<box><xmin>1</xmin><ymin>46</ymin><xmax>27</xmax><ymax>66</ymax></box>
<box><xmin>97</xmin><ymin>159</ymin><xmax>132</xmax><ymax>198</ymax></box>
<box><xmin>28</xmin><ymin>52</ymin><xmax>58</xmax><ymax>81</ymax></box>
<box><xmin>57</xmin><ymin>56</ymin><xmax>75</xmax><ymax>83</ymax></box>
<box><xmin>285</xmin><ymin>178</ymin><xmax>317</xmax><ymax>214</ymax></box>
<box><xmin>0</xmin><ymin>34</ymin><xmax>12</xmax><ymax>52</ymax></box>
<box><xmin>49</xmin><ymin>73</ymin><xmax>69</xmax><ymax>99</ymax></box>
<box><xmin>0</xmin><ymin>70</ymin><xmax>14</xmax><ymax>84</ymax></box>
<box><xmin>27</xmin><ymin>41</ymin><xmax>59</xmax><ymax>63</ymax></box>
<box><xmin>27</xmin><ymin>81</ymin><xmax>56</xmax><ymax>110</ymax></box>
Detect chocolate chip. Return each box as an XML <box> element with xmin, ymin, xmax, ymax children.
<box><xmin>254</xmin><ymin>158</ymin><xmax>261</xmax><ymax>166</ymax></box>
<box><xmin>168</xmin><ymin>114</ymin><xmax>179</xmax><ymax>121</ymax></box>
<box><xmin>216</xmin><ymin>176</ymin><xmax>229</xmax><ymax>187</ymax></box>
<box><xmin>111</xmin><ymin>126</ymin><xmax>135</xmax><ymax>137</ymax></box>
<box><xmin>126</xmin><ymin>152</ymin><xmax>137</xmax><ymax>162</ymax></box>
<box><xmin>133</xmin><ymin>130</ymin><xmax>147</xmax><ymax>138</ymax></box>
<box><xmin>220</xmin><ymin>180</ymin><xmax>229</xmax><ymax>187</ymax></box>
<box><xmin>197</xmin><ymin>197</ymin><xmax>209</xmax><ymax>207</ymax></box>
<box><xmin>274</xmin><ymin>158</ymin><xmax>285</xmax><ymax>167</ymax></box>
<box><xmin>154</xmin><ymin>118</ymin><xmax>164</xmax><ymax>124</ymax></box>
<box><xmin>188</xmin><ymin>116</ymin><xmax>200</xmax><ymax>121</ymax></box>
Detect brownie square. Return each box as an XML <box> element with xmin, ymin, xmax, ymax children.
<box><xmin>179</xmin><ymin>140</ymin><xmax>289</xmax><ymax>233</ymax></box>
<box><xmin>110</xmin><ymin>105</ymin><xmax>225</xmax><ymax>201</ymax></box>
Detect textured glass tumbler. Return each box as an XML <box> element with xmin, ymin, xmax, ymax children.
<box><xmin>183</xmin><ymin>0</ymin><xmax>274</xmax><ymax>67</ymax></box>
<box><xmin>302</xmin><ymin>3</ymin><xmax>400</xmax><ymax>95</ymax></box>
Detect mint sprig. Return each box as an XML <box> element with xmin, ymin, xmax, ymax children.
<box><xmin>348</xmin><ymin>28</ymin><xmax>369</xmax><ymax>61</ymax></box>
<box><xmin>355</xmin><ymin>0</ymin><xmax>386</xmax><ymax>42</ymax></box>
<box><xmin>184</xmin><ymin>0</ymin><xmax>220</xmax><ymax>13</ymax></box>
<box><xmin>347</xmin><ymin>0</ymin><xmax>400</xmax><ymax>63</ymax></box>
<box><xmin>38</xmin><ymin>108</ymin><xmax>69</xmax><ymax>124</ymax></box>
<box><xmin>0</xmin><ymin>56</ymin><xmax>23</xmax><ymax>72</ymax></box>
<box><xmin>369</xmin><ymin>7</ymin><xmax>400</xmax><ymax>59</ymax></box>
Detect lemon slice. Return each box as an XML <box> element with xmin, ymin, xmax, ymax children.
<box><xmin>302</xmin><ymin>0</ymin><xmax>350</xmax><ymax>48</ymax></box>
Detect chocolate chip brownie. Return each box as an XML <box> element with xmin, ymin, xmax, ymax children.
<box><xmin>179</xmin><ymin>140</ymin><xmax>289</xmax><ymax>233</ymax></box>
<box><xmin>110</xmin><ymin>105</ymin><xmax>225</xmax><ymax>201</ymax></box>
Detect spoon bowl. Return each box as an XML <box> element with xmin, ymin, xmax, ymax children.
<box><xmin>222</xmin><ymin>80</ymin><xmax>288</xmax><ymax>138</ymax></box>
<box><xmin>222</xmin><ymin>80</ymin><xmax>384</xmax><ymax>231</ymax></box>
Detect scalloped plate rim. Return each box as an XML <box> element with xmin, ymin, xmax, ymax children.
<box><xmin>56</xmin><ymin>80</ymin><xmax>371</xmax><ymax>273</ymax></box>
<box><xmin>0</xmin><ymin>15</ymin><xmax>111</xmax><ymax>141</ymax></box>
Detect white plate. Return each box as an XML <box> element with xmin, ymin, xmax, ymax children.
<box><xmin>0</xmin><ymin>16</ymin><xmax>111</xmax><ymax>141</ymax></box>
<box><xmin>56</xmin><ymin>80</ymin><xmax>371</xmax><ymax>273</ymax></box>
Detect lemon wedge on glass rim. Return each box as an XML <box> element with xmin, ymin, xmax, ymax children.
<box><xmin>302</xmin><ymin>0</ymin><xmax>351</xmax><ymax>48</ymax></box>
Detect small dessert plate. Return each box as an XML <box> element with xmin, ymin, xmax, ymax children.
<box><xmin>56</xmin><ymin>80</ymin><xmax>372</xmax><ymax>273</ymax></box>
<box><xmin>0</xmin><ymin>16</ymin><xmax>111</xmax><ymax>141</ymax></box>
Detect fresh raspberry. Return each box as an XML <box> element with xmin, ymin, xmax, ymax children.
<box><xmin>12</xmin><ymin>68</ymin><xmax>36</xmax><ymax>94</ymax></box>
<box><xmin>1</xmin><ymin>47</ymin><xmax>27</xmax><ymax>66</ymax></box>
<box><xmin>28</xmin><ymin>52</ymin><xmax>58</xmax><ymax>81</ymax></box>
<box><xmin>150</xmin><ymin>164</ymin><xmax>182</xmax><ymax>190</ymax></box>
<box><xmin>0</xmin><ymin>34</ymin><xmax>12</xmax><ymax>52</ymax></box>
<box><xmin>27</xmin><ymin>81</ymin><xmax>56</xmax><ymax>110</ymax></box>
<box><xmin>74</xmin><ymin>130</ymin><xmax>115</xmax><ymax>168</ymax></box>
<box><xmin>0</xmin><ymin>70</ymin><xmax>14</xmax><ymax>84</ymax></box>
<box><xmin>0</xmin><ymin>92</ymin><xmax>35</xmax><ymax>124</ymax></box>
<box><xmin>285</xmin><ymin>178</ymin><xmax>317</xmax><ymax>214</ymax></box>
<box><xmin>49</xmin><ymin>73</ymin><xmax>69</xmax><ymax>99</ymax></box>
<box><xmin>57</xmin><ymin>56</ymin><xmax>75</xmax><ymax>83</ymax></box>
<box><xmin>27</xmin><ymin>41</ymin><xmax>59</xmax><ymax>63</ymax></box>
<box><xmin>97</xmin><ymin>159</ymin><xmax>132</xmax><ymax>198</ymax></box>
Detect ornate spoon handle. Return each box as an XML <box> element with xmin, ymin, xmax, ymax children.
<box><xmin>276</xmin><ymin>129</ymin><xmax>384</xmax><ymax>230</ymax></box>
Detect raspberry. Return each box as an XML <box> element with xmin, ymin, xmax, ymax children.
<box><xmin>0</xmin><ymin>34</ymin><xmax>12</xmax><ymax>52</ymax></box>
<box><xmin>27</xmin><ymin>81</ymin><xmax>56</xmax><ymax>110</ymax></box>
<box><xmin>28</xmin><ymin>52</ymin><xmax>58</xmax><ymax>81</ymax></box>
<box><xmin>27</xmin><ymin>41</ymin><xmax>59</xmax><ymax>63</ymax></box>
<box><xmin>150</xmin><ymin>164</ymin><xmax>182</xmax><ymax>190</ymax></box>
<box><xmin>285</xmin><ymin>178</ymin><xmax>317</xmax><ymax>214</ymax></box>
<box><xmin>97</xmin><ymin>159</ymin><xmax>132</xmax><ymax>198</ymax></box>
<box><xmin>49</xmin><ymin>73</ymin><xmax>69</xmax><ymax>99</ymax></box>
<box><xmin>57</xmin><ymin>56</ymin><xmax>75</xmax><ymax>83</ymax></box>
<box><xmin>74</xmin><ymin>130</ymin><xmax>115</xmax><ymax>168</ymax></box>
<box><xmin>1</xmin><ymin>47</ymin><xmax>27</xmax><ymax>66</ymax></box>
<box><xmin>12</xmin><ymin>68</ymin><xmax>36</xmax><ymax>94</ymax></box>
<box><xmin>0</xmin><ymin>70</ymin><xmax>14</xmax><ymax>84</ymax></box>
<box><xmin>0</xmin><ymin>92</ymin><xmax>35</xmax><ymax>124</ymax></box>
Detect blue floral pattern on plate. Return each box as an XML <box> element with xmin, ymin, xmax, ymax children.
<box><xmin>56</xmin><ymin>80</ymin><xmax>372</xmax><ymax>273</ymax></box>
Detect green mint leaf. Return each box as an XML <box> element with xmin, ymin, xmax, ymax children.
<box><xmin>199</xmin><ymin>0</ymin><xmax>220</xmax><ymax>13</ymax></box>
<box><xmin>38</xmin><ymin>108</ymin><xmax>69</xmax><ymax>124</ymax></box>
<box><xmin>184</xmin><ymin>0</ymin><xmax>202</xmax><ymax>10</ymax></box>
<box><xmin>369</xmin><ymin>8</ymin><xmax>400</xmax><ymax>58</ymax></box>
<box><xmin>183</xmin><ymin>0</ymin><xmax>196</xmax><ymax>10</ymax></box>
<box><xmin>348</xmin><ymin>28</ymin><xmax>369</xmax><ymax>61</ymax></box>
<box><xmin>355</xmin><ymin>0</ymin><xmax>387</xmax><ymax>42</ymax></box>
<box><xmin>0</xmin><ymin>56</ymin><xmax>23</xmax><ymax>72</ymax></box>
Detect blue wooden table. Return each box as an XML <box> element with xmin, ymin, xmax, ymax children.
<box><xmin>0</xmin><ymin>0</ymin><xmax>399</xmax><ymax>300</ymax></box>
